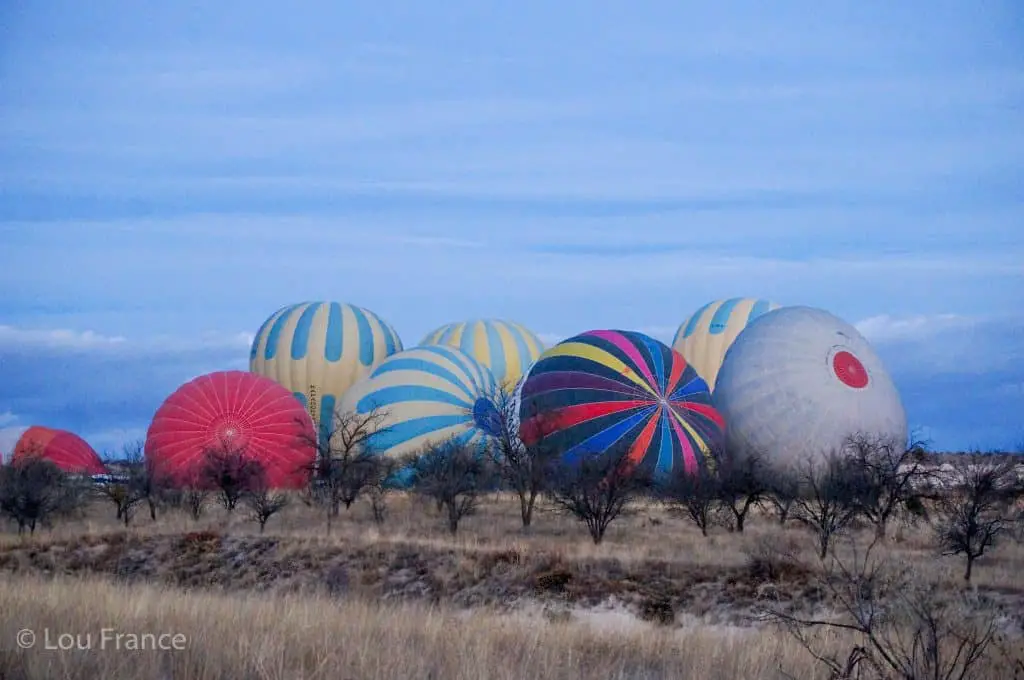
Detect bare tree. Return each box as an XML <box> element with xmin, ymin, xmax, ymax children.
<box><xmin>547</xmin><ymin>444</ymin><xmax>650</xmax><ymax>544</ymax></box>
<box><xmin>934</xmin><ymin>453</ymin><xmax>1022</xmax><ymax>582</ymax></box>
<box><xmin>842</xmin><ymin>432</ymin><xmax>934</xmax><ymax>539</ymax></box>
<box><xmin>659</xmin><ymin>469</ymin><xmax>721</xmax><ymax>537</ymax></box>
<box><xmin>181</xmin><ymin>486</ymin><xmax>209</xmax><ymax>521</ymax></box>
<box><xmin>366</xmin><ymin>456</ymin><xmax>400</xmax><ymax>526</ymax></box>
<box><xmin>303</xmin><ymin>406</ymin><xmax>390</xmax><ymax>534</ymax></box>
<box><xmin>716</xmin><ymin>449</ymin><xmax>769</xmax><ymax>533</ymax></box>
<box><xmin>764</xmin><ymin>535</ymin><xmax>1001</xmax><ymax>680</ymax></box>
<box><xmin>790</xmin><ymin>452</ymin><xmax>863</xmax><ymax>559</ymax></box>
<box><xmin>0</xmin><ymin>455</ymin><xmax>88</xmax><ymax>535</ymax></box>
<box><xmin>409</xmin><ymin>438</ymin><xmax>496</xmax><ymax>534</ymax></box>
<box><xmin>490</xmin><ymin>392</ymin><xmax>562</xmax><ymax>530</ymax></box>
<box><xmin>98</xmin><ymin>440</ymin><xmax>167</xmax><ymax>526</ymax></box>
<box><xmin>198</xmin><ymin>441</ymin><xmax>266</xmax><ymax>513</ymax></box>
<box><xmin>761</xmin><ymin>465</ymin><xmax>799</xmax><ymax>525</ymax></box>
<box><xmin>243</xmin><ymin>480</ymin><xmax>290</xmax><ymax>533</ymax></box>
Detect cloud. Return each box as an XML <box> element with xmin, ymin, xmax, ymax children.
<box><xmin>861</xmin><ymin>314</ymin><xmax>1024</xmax><ymax>451</ymax></box>
<box><xmin>854</xmin><ymin>314</ymin><xmax>976</xmax><ymax>343</ymax></box>
<box><xmin>0</xmin><ymin>325</ymin><xmax>252</xmax><ymax>451</ymax></box>
<box><xmin>0</xmin><ymin>325</ymin><xmax>127</xmax><ymax>349</ymax></box>
<box><xmin>0</xmin><ymin>411</ymin><xmax>18</xmax><ymax>428</ymax></box>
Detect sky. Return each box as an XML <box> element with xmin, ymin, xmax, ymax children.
<box><xmin>1</xmin><ymin>1</ymin><xmax>1022</xmax><ymax>454</ymax></box>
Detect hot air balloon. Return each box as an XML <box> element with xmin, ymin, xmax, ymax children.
<box><xmin>518</xmin><ymin>330</ymin><xmax>725</xmax><ymax>481</ymax></box>
<box><xmin>713</xmin><ymin>306</ymin><xmax>907</xmax><ymax>473</ymax></box>
<box><xmin>250</xmin><ymin>301</ymin><xmax>404</xmax><ymax>437</ymax></box>
<box><xmin>6</xmin><ymin>426</ymin><xmax>106</xmax><ymax>475</ymax></box>
<box><xmin>337</xmin><ymin>346</ymin><xmax>503</xmax><ymax>461</ymax></box>
<box><xmin>145</xmin><ymin>370</ymin><xmax>316</xmax><ymax>489</ymax></box>
<box><xmin>418</xmin><ymin>319</ymin><xmax>544</xmax><ymax>389</ymax></box>
<box><xmin>672</xmin><ymin>298</ymin><xmax>781</xmax><ymax>390</ymax></box>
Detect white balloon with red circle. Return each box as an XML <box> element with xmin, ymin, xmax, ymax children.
<box><xmin>712</xmin><ymin>305</ymin><xmax>907</xmax><ymax>472</ymax></box>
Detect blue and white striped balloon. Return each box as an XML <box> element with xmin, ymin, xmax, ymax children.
<box><xmin>337</xmin><ymin>345</ymin><xmax>503</xmax><ymax>459</ymax></box>
<box><xmin>250</xmin><ymin>301</ymin><xmax>403</xmax><ymax>437</ymax></box>
<box><xmin>419</xmin><ymin>319</ymin><xmax>544</xmax><ymax>390</ymax></box>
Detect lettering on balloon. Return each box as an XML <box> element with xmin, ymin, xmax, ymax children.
<box><xmin>307</xmin><ymin>384</ymin><xmax>318</xmax><ymax>424</ymax></box>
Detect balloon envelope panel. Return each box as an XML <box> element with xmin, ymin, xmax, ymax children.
<box><xmin>672</xmin><ymin>298</ymin><xmax>780</xmax><ymax>390</ymax></box>
<box><xmin>11</xmin><ymin>426</ymin><xmax>106</xmax><ymax>475</ymax></box>
<box><xmin>519</xmin><ymin>330</ymin><xmax>725</xmax><ymax>480</ymax></box>
<box><xmin>145</xmin><ymin>370</ymin><xmax>316</xmax><ymax>489</ymax></box>
<box><xmin>250</xmin><ymin>301</ymin><xmax>404</xmax><ymax>437</ymax></box>
<box><xmin>713</xmin><ymin>306</ymin><xmax>907</xmax><ymax>472</ymax></box>
<box><xmin>338</xmin><ymin>346</ymin><xmax>503</xmax><ymax>460</ymax></box>
<box><xmin>419</xmin><ymin>319</ymin><xmax>544</xmax><ymax>389</ymax></box>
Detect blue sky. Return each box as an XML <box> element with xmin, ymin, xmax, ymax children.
<box><xmin>1</xmin><ymin>1</ymin><xmax>1022</xmax><ymax>453</ymax></box>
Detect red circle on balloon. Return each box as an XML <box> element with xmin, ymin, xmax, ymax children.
<box><xmin>832</xmin><ymin>350</ymin><xmax>869</xmax><ymax>389</ymax></box>
<box><xmin>145</xmin><ymin>370</ymin><xmax>316</xmax><ymax>489</ymax></box>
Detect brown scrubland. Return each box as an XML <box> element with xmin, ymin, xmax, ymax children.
<box><xmin>1</xmin><ymin>462</ymin><xmax>1022</xmax><ymax>680</ymax></box>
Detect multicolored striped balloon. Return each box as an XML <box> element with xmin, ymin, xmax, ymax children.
<box><xmin>672</xmin><ymin>297</ymin><xmax>780</xmax><ymax>389</ymax></box>
<box><xmin>250</xmin><ymin>301</ymin><xmax>403</xmax><ymax>437</ymax></box>
<box><xmin>419</xmin><ymin>319</ymin><xmax>544</xmax><ymax>389</ymax></box>
<box><xmin>519</xmin><ymin>330</ymin><xmax>725</xmax><ymax>480</ymax></box>
<box><xmin>337</xmin><ymin>346</ymin><xmax>503</xmax><ymax>460</ymax></box>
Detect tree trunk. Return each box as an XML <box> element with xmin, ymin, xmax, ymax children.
<box><xmin>447</xmin><ymin>503</ymin><xmax>459</xmax><ymax>534</ymax></box>
<box><xmin>519</xmin><ymin>492</ymin><xmax>532</xmax><ymax>528</ymax></box>
<box><xmin>736</xmin><ymin>511</ymin><xmax>746</xmax><ymax>533</ymax></box>
<box><xmin>149</xmin><ymin>499</ymin><xmax>157</xmax><ymax>521</ymax></box>
<box><xmin>964</xmin><ymin>554</ymin><xmax>974</xmax><ymax>582</ymax></box>
<box><xmin>874</xmin><ymin>518</ymin><xmax>887</xmax><ymax>540</ymax></box>
<box><xmin>819</xmin><ymin>536</ymin><xmax>829</xmax><ymax>560</ymax></box>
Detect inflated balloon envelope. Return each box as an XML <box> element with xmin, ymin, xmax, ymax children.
<box><xmin>712</xmin><ymin>306</ymin><xmax>908</xmax><ymax>473</ymax></box>
<box><xmin>518</xmin><ymin>329</ymin><xmax>726</xmax><ymax>482</ymax></box>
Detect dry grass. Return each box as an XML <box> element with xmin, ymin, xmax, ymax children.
<box><xmin>0</xmin><ymin>574</ymin><xmax>861</xmax><ymax>680</ymax></box>
<box><xmin>1</xmin><ymin>493</ymin><xmax>1022</xmax><ymax>678</ymax></box>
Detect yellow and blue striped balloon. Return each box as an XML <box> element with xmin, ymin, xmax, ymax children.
<box><xmin>672</xmin><ymin>298</ymin><xmax>780</xmax><ymax>390</ymax></box>
<box><xmin>418</xmin><ymin>319</ymin><xmax>544</xmax><ymax>389</ymax></box>
<box><xmin>337</xmin><ymin>345</ymin><xmax>503</xmax><ymax>460</ymax></box>
<box><xmin>250</xmin><ymin>301</ymin><xmax>403</xmax><ymax>437</ymax></box>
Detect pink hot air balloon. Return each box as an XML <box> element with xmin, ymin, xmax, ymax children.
<box><xmin>9</xmin><ymin>426</ymin><xmax>106</xmax><ymax>475</ymax></box>
<box><xmin>145</xmin><ymin>370</ymin><xmax>316</xmax><ymax>489</ymax></box>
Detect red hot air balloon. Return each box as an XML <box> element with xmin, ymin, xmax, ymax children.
<box><xmin>9</xmin><ymin>426</ymin><xmax>107</xmax><ymax>476</ymax></box>
<box><xmin>145</xmin><ymin>371</ymin><xmax>316</xmax><ymax>489</ymax></box>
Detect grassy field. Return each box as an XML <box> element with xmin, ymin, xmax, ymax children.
<box><xmin>1</xmin><ymin>492</ymin><xmax>1022</xmax><ymax>679</ymax></box>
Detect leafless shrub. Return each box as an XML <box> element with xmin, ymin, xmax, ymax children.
<box><xmin>842</xmin><ymin>433</ymin><xmax>935</xmax><ymax>540</ymax></box>
<box><xmin>98</xmin><ymin>440</ymin><xmax>166</xmax><ymax>526</ymax></box>
<box><xmin>658</xmin><ymin>468</ymin><xmax>723</xmax><ymax>537</ymax></box>
<box><xmin>408</xmin><ymin>438</ymin><xmax>497</xmax><ymax>534</ymax></box>
<box><xmin>181</xmin><ymin>486</ymin><xmax>209</xmax><ymax>521</ymax></box>
<box><xmin>546</xmin><ymin>444</ymin><xmax>650</xmax><ymax>544</ymax></box>
<box><xmin>243</xmin><ymin>481</ymin><xmax>289</xmax><ymax>533</ymax></box>
<box><xmin>198</xmin><ymin>440</ymin><xmax>266</xmax><ymax>513</ymax></box>
<box><xmin>717</xmin><ymin>448</ymin><xmax>770</xmax><ymax>532</ymax></box>
<box><xmin>302</xmin><ymin>406</ymin><xmax>391</xmax><ymax>534</ymax></box>
<box><xmin>764</xmin><ymin>467</ymin><xmax>800</xmax><ymax>525</ymax></box>
<box><xmin>0</xmin><ymin>453</ymin><xmax>89</xmax><ymax>535</ymax></box>
<box><xmin>934</xmin><ymin>453</ymin><xmax>1023</xmax><ymax>582</ymax></box>
<box><xmin>790</xmin><ymin>452</ymin><xmax>863</xmax><ymax>559</ymax></box>
<box><xmin>764</xmin><ymin>536</ymin><xmax>1002</xmax><ymax>680</ymax></box>
<box><xmin>490</xmin><ymin>392</ymin><xmax>562</xmax><ymax>530</ymax></box>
